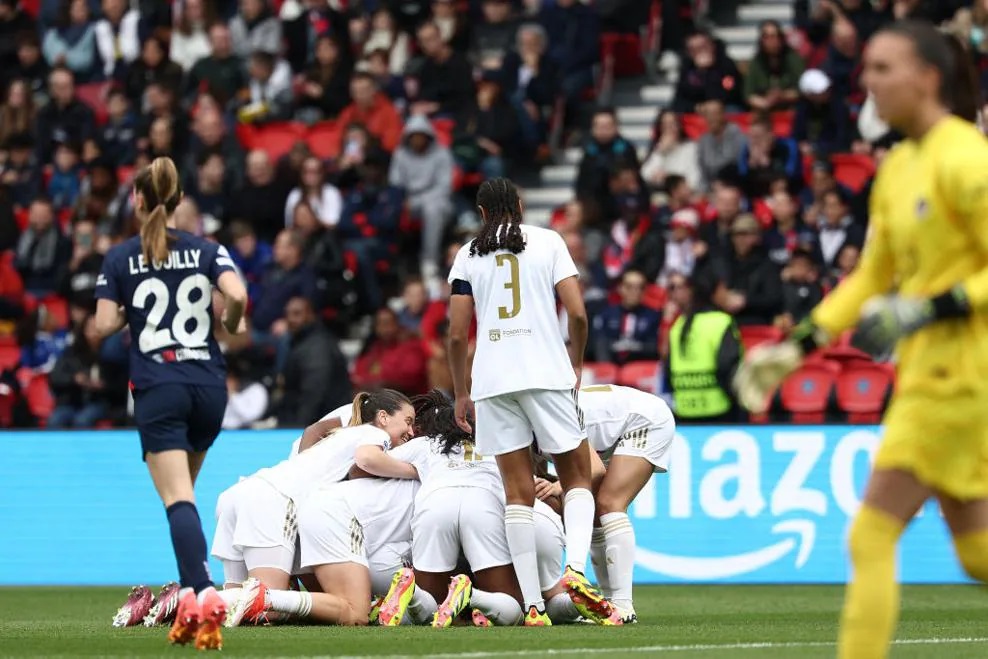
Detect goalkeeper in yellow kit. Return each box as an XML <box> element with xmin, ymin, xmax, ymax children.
<box><xmin>735</xmin><ymin>20</ymin><xmax>988</xmax><ymax>659</ymax></box>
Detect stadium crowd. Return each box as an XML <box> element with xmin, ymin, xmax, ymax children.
<box><xmin>0</xmin><ymin>0</ymin><xmax>979</xmax><ymax>429</ymax></box>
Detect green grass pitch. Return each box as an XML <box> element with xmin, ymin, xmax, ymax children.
<box><xmin>0</xmin><ymin>585</ymin><xmax>986</xmax><ymax>657</ymax></box>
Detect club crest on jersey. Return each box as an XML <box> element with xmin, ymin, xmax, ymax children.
<box><xmin>489</xmin><ymin>329</ymin><xmax>501</xmax><ymax>342</ymax></box>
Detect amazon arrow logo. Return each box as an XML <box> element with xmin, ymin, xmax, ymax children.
<box><xmin>634</xmin><ymin>520</ymin><xmax>816</xmax><ymax>580</ymax></box>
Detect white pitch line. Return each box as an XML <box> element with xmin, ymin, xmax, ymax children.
<box><xmin>322</xmin><ymin>636</ymin><xmax>988</xmax><ymax>659</ymax></box>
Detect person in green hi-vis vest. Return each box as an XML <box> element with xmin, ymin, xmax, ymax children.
<box><xmin>664</xmin><ymin>268</ymin><xmax>743</xmax><ymax>423</ymax></box>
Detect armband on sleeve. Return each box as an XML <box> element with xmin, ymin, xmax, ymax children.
<box><xmin>451</xmin><ymin>279</ymin><xmax>473</xmax><ymax>296</ymax></box>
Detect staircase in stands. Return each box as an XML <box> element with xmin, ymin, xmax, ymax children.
<box><xmin>522</xmin><ymin>0</ymin><xmax>794</xmax><ymax>226</ymax></box>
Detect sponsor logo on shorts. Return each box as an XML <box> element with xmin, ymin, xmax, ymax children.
<box><xmin>618</xmin><ymin>427</ymin><xmax>649</xmax><ymax>451</ymax></box>
<box><xmin>349</xmin><ymin>518</ymin><xmax>364</xmax><ymax>555</ymax></box>
<box><xmin>284</xmin><ymin>499</ymin><xmax>298</xmax><ymax>544</ymax></box>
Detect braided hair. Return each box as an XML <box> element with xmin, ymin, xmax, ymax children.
<box><xmin>412</xmin><ymin>389</ymin><xmax>474</xmax><ymax>457</ymax></box>
<box><xmin>470</xmin><ymin>177</ymin><xmax>527</xmax><ymax>257</ymax></box>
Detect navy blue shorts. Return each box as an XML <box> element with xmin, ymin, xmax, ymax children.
<box><xmin>133</xmin><ymin>384</ymin><xmax>227</xmax><ymax>459</ymax></box>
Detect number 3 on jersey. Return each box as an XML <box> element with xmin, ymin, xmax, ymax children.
<box><xmin>496</xmin><ymin>254</ymin><xmax>521</xmax><ymax>319</ymax></box>
<box><xmin>133</xmin><ymin>274</ymin><xmax>212</xmax><ymax>353</ymax></box>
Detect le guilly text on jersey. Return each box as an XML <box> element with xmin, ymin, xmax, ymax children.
<box><xmin>128</xmin><ymin>249</ymin><xmax>202</xmax><ymax>275</ymax></box>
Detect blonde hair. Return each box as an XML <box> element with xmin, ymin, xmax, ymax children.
<box><xmin>349</xmin><ymin>389</ymin><xmax>412</xmax><ymax>426</ymax></box>
<box><xmin>134</xmin><ymin>157</ymin><xmax>182</xmax><ymax>266</ymax></box>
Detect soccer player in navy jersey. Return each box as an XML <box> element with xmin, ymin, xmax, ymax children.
<box><xmin>94</xmin><ymin>157</ymin><xmax>248</xmax><ymax>650</ymax></box>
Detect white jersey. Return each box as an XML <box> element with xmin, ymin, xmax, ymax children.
<box><xmin>578</xmin><ymin>384</ymin><xmax>674</xmax><ymax>453</ymax></box>
<box><xmin>413</xmin><ymin>437</ymin><xmax>504</xmax><ymax>502</ymax></box>
<box><xmin>448</xmin><ymin>225</ymin><xmax>579</xmax><ymax>400</ymax></box>
<box><xmin>257</xmin><ymin>424</ymin><xmax>389</xmax><ymax>500</ymax></box>
<box><xmin>288</xmin><ymin>403</ymin><xmax>354</xmax><ymax>458</ymax></box>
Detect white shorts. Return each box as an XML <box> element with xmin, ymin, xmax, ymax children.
<box><xmin>299</xmin><ymin>495</ymin><xmax>367</xmax><ymax>570</ymax></box>
<box><xmin>412</xmin><ymin>487</ymin><xmax>510</xmax><ymax>573</ymax></box>
<box><xmin>475</xmin><ymin>389</ymin><xmax>585</xmax><ymax>457</ymax></box>
<box><xmin>534</xmin><ymin>500</ymin><xmax>564</xmax><ymax>592</ymax></box>
<box><xmin>211</xmin><ymin>477</ymin><xmax>297</xmax><ymax>574</ymax></box>
<box><xmin>606</xmin><ymin>416</ymin><xmax>675</xmax><ymax>473</ymax></box>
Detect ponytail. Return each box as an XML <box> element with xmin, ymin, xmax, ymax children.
<box><xmin>133</xmin><ymin>156</ymin><xmax>182</xmax><ymax>267</ymax></box>
<box><xmin>141</xmin><ymin>205</ymin><xmax>170</xmax><ymax>266</ymax></box>
<box><xmin>351</xmin><ymin>389</ymin><xmax>411</xmax><ymax>427</ymax></box>
<box><xmin>943</xmin><ymin>32</ymin><xmax>982</xmax><ymax>124</ymax></box>
<box><xmin>350</xmin><ymin>392</ymin><xmax>371</xmax><ymax>425</ymax></box>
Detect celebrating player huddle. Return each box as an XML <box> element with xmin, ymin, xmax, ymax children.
<box><xmin>110</xmin><ymin>175</ymin><xmax>675</xmax><ymax>637</ymax></box>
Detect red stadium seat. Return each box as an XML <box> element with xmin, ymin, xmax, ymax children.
<box><xmin>583</xmin><ymin>362</ymin><xmax>619</xmax><ymax>386</ymax></box>
<box><xmin>25</xmin><ymin>374</ymin><xmax>54</xmax><ymax>424</ymax></box>
<box><xmin>836</xmin><ymin>363</ymin><xmax>894</xmax><ymax>424</ymax></box>
<box><xmin>771</xmin><ymin>111</ymin><xmax>795</xmax><ymax>138</ymax></box>
<box><xmin>617</xmin><ymin>360</ymin><xmax>660</xmax><ymax>394</ymax></box>
<box><xmin>832</xmin><ymin>154</ymin><xmax>876</xmax><ymax>193</ymax></box>
<box><xmin>0</xmin><ymin>344</ymin><xmax>20</xmax><ymax>371</ymax></box>
<box><xmin>820</xmin><ymin>344</ymin><xmax>873</xmax><ymax>370</ymax></box>
<box><xmin>739</xmin><ymin>325</ymin><xmax>782</xmax><ymax>352</ymax></box>
<box><xmin>253</xmin><ymin>123</ymin><xmax>307</xmax><ymax>161</ymax></box>
<box><xmin>235</xmin><ymin>122</ymin><xmax>259</xmax><ymax>150</ymax></box>
<box><xmin>779</xmin><ymin>362</ymin><xmax>838</xmax><ymax>423</ymax></box>
<box><xmin>600</xmin><ymin>33</ymin><xmax>645</xmax><ymax>78</ymax></box>
<box><xmin>682</xmin><ymin>113</ymin><xmax>707</xmax><ymax>140</ymax></box>
<box><xmin>0</xmin><ymin>381</ymin><xmax>15</xmax><ymax>427</ymax></box>
<box><xmin>306</xmin><ymin>121</ymin><xmax>342</xmax><ymax>160</ymax></box>
<box><xmin>431</xmin><ymin>118</ymin><xmax>455</xmax><ymax>147</ymax></box>
<box><xmin>75</xmin><ymin>82</ymin><xmax>110</xmax><ymax>125</ymax></box>
<box><xmin>641</xmin><ymin>284</ymin><xmax>666</xmax><ymax>312</ymax></box>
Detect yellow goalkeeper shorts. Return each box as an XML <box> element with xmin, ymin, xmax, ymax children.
<box><xmin>876</xmin><ymin>392</ymin><xmax>988</xmax><ymax>501</ymax></box>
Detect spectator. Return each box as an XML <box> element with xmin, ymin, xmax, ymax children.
<box><xmin>470</xmin><ymin>0</ymin><xmax>519</xmax><ymax>69</ymax></box>
<box><xmin>817</xmin><ymin>188</ymin><xmax>864</xmax><ymax>271</ymax></box>
<box><xmin>0</xmin><ymin>79</ymin><xmax>36</xmax><ymax>149</ymax></box>
<box><xmin>97</xmin><ymin>89</ymin><xmax>138</xmax><ymax>167</ymax></box>
<box><xmin>170</xmin><ymin>0</ymin><xmax>214</xmax><ymax>72</ymax></box>
<box><xmin>295</xmin><ymin>34</ymin><xmax>352</xmax><ymax>123</ymax></box>
<box><xmin>239</xmin><ymin>50</ymin><xmax>294</xmax><ymax>124</ymax></box>
<box><xmin>284</xmin><ymin>156</ymin><xmax>343</xmax><ymax>229</ymax></box>
<box><xmin>94</xmin><ymin>0</ymin><xmax>141</xmax><ymax>80</ymax></box>
<box><xmin>950</xmin><ymin>2</ymin><xmax>988</xmax><ymax>57</ymax></box>
<box><xmin>397</xmin><ymin>277</ymin><xmax>429</xmax><ymax>334</ymax></box>
<box><xmin>2</xmin><ymin>133</ymin><xmax>41</xmax><ymax>210</ymax></box>
<box><xmin>76</xmin><ymin>159</ymin><xmax>120</xmax><ymax>226</ymax></box>
<box><xmin>825</xmin><ymin>241</ymin><xmax>860</xmax><ymax>290</ymax></box>
<box><xmin>336</xmin><ymin>72</ymin><xmax>403</xmax><ymax>153</ymax></box>
<box><xmin>187</xmin><ymin>148</ymin><xmax>231</xmax><ymax>225</ymax></box>
<box><xmin>468</xmin><ymin>70</ymin><xmax>520</xmax><ymax>179</ymax></box>
<box><xmin>499</xmin><ymin>23</ymin><xmax>558</xmax><ymax>155</ymax></box>
<box><xmin>47</xmin><ymin>140</ymin><xmax>83</xmax><ymax>213</ymax></box>
<box><xmin>793</xmin><ymin>68</ymin><xmax>852</xmax><ymax>157</ymax></box>
<box><xmin>0</xmin><ymin>247</ymin><xmax>25</xmax><ymax>330</ymax></box>
<box><xmin>763</xmin><ymin>189</ymin><xmax>819</xmax><ymax>267</ymax></box>
<box><xmin>697</xmin><ymin>100</ymin><xmax>744</xmax><ymax>191</ymax></box>
<box><xmin>332</xmin><ymin>120</ymin><xmax>380</xmax><ymax>188</ymax></box>
<box><xmin>664</xmin><ymin>268</ymin><xmax>742</xmax><ymax>423</ymax></box>
<box><xmin>230</xmin><ymin>0</ymin><xmax>282</xmax><ymax>58</ymax></box>
<box><xmin>18</xmin><ymin>300</ymin><xmax>69</xmax><ymax>373</ymax></box>
<box><xmin>137</xmin><ymin>82</ymin><xmax>189</xmax><ymax>159</ymax></box>
<box><xmin>184</xmin><ymin>107</ymin><xmax>244</xmax><ymax>190</ymax></box>
<box><xmin>659</xmin><ymin>207</ymin><xmax>701</xmax><ymax>286</ymax></box>
<box><xmin>430</xmin><ymin>0</ymin><xmax>471</xmax><ymax>53</ymax></box>
<box><xmin>251</xmin><ymin>229</ymin><xmax>316</xmax><ymax>371</ymax></box>
<box><xmin>0</xmin><ymin>0</ymin><xmax>36</xmax><ymax>73</ymax></box>
<box><xmin>352</xmin><ymin>307</ymin><xmax>429</xmax><ymax>395</ymax></box>
<box><xmin>278</xmin><ymin>296</ymin><xmax>352</xmax><ymax>427</ymax></box>
<box><xmin>745</xmin><ymin>20</ymin><xmax>804</xmax><ymax>112</ymax></box>
<box><xmin>14</xmin><ymin>198</ymin><xmax>71</xmax><ymax>296</ymax></box>
<box><xmin>823</xmin><ymin>18</ymin><xmax>862</xmax><ymax>109</ymax></box>
<box><xmin>288</xmin><ymin>200</ymin><xmax>350</xmax><ymax>316</ymax></box>
<box><xmin>717</xmin><ymin>214</ymin><xmax>783</xmax><ymax>326</ymax></box>
<box><xmin>185</xmin><ymin>23</ymin><xmax>247</xmax><ymax>109</ymax></box>
<box><xmin>640</xmin><ymin>110</ymin><xmax>701</xmax><ymax>191</ymax></box>
<box><xmin>699</xmin><ymin>183</ymin><xmax>743</xmax><ymax>258</ymax></box>
<box><xmin>364</xmin><ymin>48</ymin><xmax>406</xmax><ymax>106</ymax></box>
<box><xmin>652</xmin><ymin>174</ymin><xmax>695</xmax><ymax>231</ymax></box>
<box><xmin>7</xmin><ymin>32</ymin><xmax>49</xmax><ymax>102</ymax></box>
<box><xmin>47</xmin><ymin>313</ymin><xmax>126</xmax><ymax>428</ymax></box>
<box><xmin>227</xmin><ymin>219</ymin><xmax>273</xmax><ymax>304</ymax></box>
<box><xmin>389</xmin><ymin>114</ymin><xmax>453</xmax><ymax>279</ymax></box>
<box><xmin>57</xmin><ymin>217</ymin><xmax>102</xmax><ymax>310</ymax></box>
<box><xmin>145</xmin><ymin>116</ymin><xmax>179</xmax><ymax>162</ymax></box>
<box><xmin>673</xmin><ymin>31</ymin><xmax>744</xmax><ymax>113</ymax></box>
<box><xmin>409</xmin><ymin>21</ymin><xmax>476</xmax><ymax>123</ymax></box>
<box><xmin>338</xmin><ymin>149</ymin><xmax>404</xmax><ymax>312</ymax></box>
<box><xmin>776</xmin><ymin>248</ymin><xmax>823</xmax><ymax>333</ymax></box>
<box><xmin>800</xmin><ymin>159</ymin><xmax>852</xmax><ymax>228</ymax></box>
<box><xmin>124</xmin><ymin>35</ymin><xmax>184</xmax><ymax>105</ymax></box>
<box><xmin>222</xmin><ymin>357</ymin><xmax>270</xmax><ymax>430</ymax></box>
<box><xmin>738</xmin><ymin>114</ymin><xmax>800</xmax><ymax>199</ymax></box>
<box><xmin>229</xmin><ymin>149</ymin><xmax>290</xmax><ymax>243</ymax></box>
<box><xmin>361</xmin><ymin>8</ymin><xmax>412</xmax><ymax>76</ymax></box>
<box><xmin>538</xmin><ymin>0</ymin><xmax>599</xmax><ymax>120</ymax></box>
<box><xmin>42</xmin><ymin>0</ymin><xmax>99</xmax><ymax>84</ymax></box>
<box><xmin>592</xmin><ymin>269</ymin><xmax>661</xmax><ymax>366</ymax></box>
<box><xmin>35</xmin><ymin>67</ymin><xmax>96</xmax><ymax>165</ymax></box>
<box><xmin>575</xmin><ymin>107</ymin><xmax>640</xmax><ymax>203</ymax></box>
<box><xmin>281</xmin><ymin>0</ymin><xmax>351</xmax><ymax>74</ymax></box>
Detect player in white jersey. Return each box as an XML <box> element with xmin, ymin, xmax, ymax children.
<box><xmin>447</xmin><ymin>178</ymin><xmax>616</xmax><ymax>625</ymax></box>
<box><xmin>538</xmin><ymin>384</ymin><xmax>674</xmax><ymax>623</ymax></box>
<box><xmin>211</xmin><ymin>390</ymin><xmax>416</xmax><ymax>596</ymax></box>
<box><xmin>228</xmin><ymin>438</ymin><xmax>431</xmax><ymax>626</ymax></box>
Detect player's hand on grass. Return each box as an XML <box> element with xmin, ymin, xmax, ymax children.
<box><xmin>454</xmin><ymin>395</ymin><xmax>475</xmax><ymax>433</ymax></box>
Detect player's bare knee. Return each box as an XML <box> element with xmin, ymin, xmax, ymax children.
<box><xmin>595</xmin><ymin>489</ymin><xmax>629</xmax><ymax>517</ymax></box>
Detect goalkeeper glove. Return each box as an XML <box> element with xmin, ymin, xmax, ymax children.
<box><xmin>854</xmin><ymin>287</ymin><xmax>969</xmax><ymax>356</ymax></box>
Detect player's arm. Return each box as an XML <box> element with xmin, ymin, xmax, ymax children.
<box><xmin>353</xmin><ymin>443</ymin><xmax>419</xmax><ymax>479</ymax></box>
<box><xmin>447</xmin><ymin>288</ymin><xmax>473</xmax><ymax>400</ymax></box>
<box><xmin>298</xmin><ymin>417</ymin><xmax>344</xmax><ymax>453</ymax></box>
<box><xmin>941</xmin><ymin>153</ymin><xmax>988</xmax><ymax>311</ymax></box>
<box><xmin>212</xmin><ymin>245</ymin><xmax>248</xmax><ymax>335</ymax></box>
<box><xmin>93</xmin><ymin>256</ymin><xmax>126</xmax><ymax>338</ymax></box>
<box><xmin>556</xmin><ymin>275</ymin><xmax>588</xmax><ymax>376</ymax></box>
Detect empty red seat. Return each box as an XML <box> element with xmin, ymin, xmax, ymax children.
<box><xmin>739</xmin><ymin>325</ymin><xmax>782</xmax><ymax>352</ymax></box>
<box><xmin>583</xmin><ymin>362</ymin><xmax>619</xmax><ymax>386</ymax></box>
<box><xmin>0</xmin><ymin>344</ymin><xmax>20</xmax><ymax>371</ymax></box>
<box><xmin>832</xmin><ymin>153</ymin><xmax>876</xmax><ymax>193</ymax></box>
<box><xmin>641</xmin><ymin>284</ymin><xmax>666</xmax><ymax>312</ymax></box>
<box><xmin>601</xmin><ymin>33</ymin><xmax>645</xmax><ymax>78</ymax></box>
<box><xmin>617</xmin><ymin>360</ymin><xmax>660</xmax><ymax>394</ymax></box>
<box><xmin>836</xmin><ymin>363</ymin><xmax>894</xmax><ymax>424</ymax></box>
<box><xmin>252</xmin><ymin>122</ymin><xmax>306</xmax><ymax>161</ymax></box>
<box><xmin>306</xmin><ymin>121</ymin><xmax>342</xmax><ymax>160</ymax></box>
<box><xmin>75</xmin><ymin>82</ymin><xmax>110</xmax><ymax>125</ymax></box>
<box><xmin>780</xmin><ymin>362</ymin><xmax>838</xmax><ymax>423</ymax></box>
<box><xmin>431</xmin><ymin>118</ymin><xmax>455</xmax><ymax>147</ymax></box>
<box><xmin>25</xmin><ymin>374</ymin><xmax>54</xmax><ymax>424</ymax></box>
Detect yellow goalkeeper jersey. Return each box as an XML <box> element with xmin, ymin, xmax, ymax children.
<box><xmin>812</xmin><ymin>115</ymin><xmax>988</xmax><ymax>399</ymax></box>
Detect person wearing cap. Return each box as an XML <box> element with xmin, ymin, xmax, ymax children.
<box><xmin>659</xmin><ymin>208</ymin><xmax>701</xmax><ymax>287</ymax></box>
<box><xmin>716</xmin><ymin>213</ymin><xmax>783</xmax><ymax>326</ymax></box>
<box><xmin>793</xmin><ymin>67</ymin><xmax>853</xmax><ymax>156</ymax></box>
<box><xmin>745</xmin><ymin>20</ymin><xmax>805</xmax><ymax>112</ymax></box>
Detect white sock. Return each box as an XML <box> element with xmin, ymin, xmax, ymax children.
<box><xmin>590</xmin><ymin>527</ymin><xmax>612</xmax><ymax>597</ymax></box>
<box><xmin>217</xmin><ymin>588</ymin><xmax>241</xmax><ymax>608</ymax></box>
<box><xmin>546</xmin><ymin>592</ymin><xmax>580</xmax><ymax>624</ymax></box>
<box><xmin>563</xmin><ymin>488</ymin><xmax>595</xmax><ymax>574</ymax></box>
<box><xmin>196</xmin><ymin>586</ymin><xmax>217</xmax><ymax>606</ymax></box>
<box><xmin>600</xmin><ymin>511</ymin><xmax>635</xmax><ymax>611</ymax></box>
<box><xmin>505</xmin><ymin>505</ymin><xmax>544</xmax><ymax>610</ymax></box>
<box><xmin>404</xmin><ymin>586</ymin><xmax>438</xmax><ymax>625</ymax></box>
<box><xmin>179</xmin><ymin>587</ymin><xmax>194</xmax><ymax>601</ymax></box>
<box><xmin>470</xmin><ymin>588</ymin><xmax>523</xmax><ymax>626</ymax></box>
<box><xmin>267</xmin><ymin>589</ymin><xmax>313</xmax><ymax>617</ymax></box>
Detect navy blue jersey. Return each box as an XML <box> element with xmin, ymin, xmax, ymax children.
<box><xmin>95</xmin><ymin>230</ymin><xmax>236</xmax><ymax>391</ymax></box>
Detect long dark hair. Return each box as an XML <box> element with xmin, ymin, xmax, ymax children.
<box><xmin>471</xmin><ymin>178</ymin><xmax>526</xmax><ymax>257</ymax></box>
<box><xmin>678</xmin><ymin>267</ymin><xmax>720</xmax><ymax>358</ymax></box>
<box><xmin>754</xmin><ymin>20</ymin><xmax>790</xmax><ymax>72</ymax></box>
<box><xmin>412</xmin><ymin>389</ymin><xmax>473</xmax><ymax>456</ymax></box>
